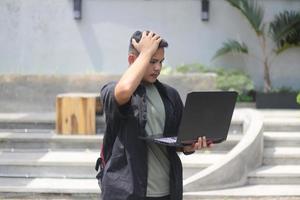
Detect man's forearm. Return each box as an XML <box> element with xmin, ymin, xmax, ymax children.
<box><xmin>114</xmin><ymin>52</ymin><xmax>151</xmax><ymax>105</ymax></box>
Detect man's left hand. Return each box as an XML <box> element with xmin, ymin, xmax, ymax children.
<box><xmin>183</xmin><ymin>136</ymin><xmax>212</xmax><ymax>153</ymax></box>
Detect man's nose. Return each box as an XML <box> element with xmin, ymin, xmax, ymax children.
<box><xmin>154</xmin><ymin>63</ymin><xmax>162</xmax><ymax>71</ymax></box>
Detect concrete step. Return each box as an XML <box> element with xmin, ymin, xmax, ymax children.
<box><xmin>0</xmin><ymin>113</ymin><xmax>55</xmax><ymax>130</ymax></box>
<box><xmin>0</xmin><ymin>149</ymin><xmax>226</xmax><ymax>179</ymax></box>
<box><xmin>248</xmin><ymin>165</ymin><xmax>300</xmax><ymax>184</ymax></box>
<box><xmin>0</xmin><ymin>112</ymin><xmax>243</xmax><ymax>138</ymax></box>
<box><xmin>264</xmin><ymin>132</ymin><xmax>300</xmax><ymax>147</ymax></box>
<box><xmin>0</xmin><ymin>165</ymin><xmax>97</xmax><ymax>179</ymax></box>
<box><xmin>263</xmin><ymin>117</ymin><xmax>300</xmax><ymax>132</ymax></box>
<box><xmin>0</xmin><ymin>113</ymin><xmax>106</xmax><ymax>132</ymax></box>
<box><xmin>0</xmin><ymin>131</ymin><xmax>240</xmax><ymax>151</ymax></box>
<box><xmin>260</xmin><ymin>110</ymin><xmax>300</xmax><ymax>118</ymax></box>
<box><xmin>0</xmin><ymin>151</ymin><xmax>99</xmax><ymax>178</ymax></box>
<box><xmin>0</xmin><ymin>177</ymin><xmax>100</xmax><ymax>198</ymax></box>
<box><xmin>183</xmin><ymin>184</ymin><xmax>300</xmax><ymax>199</ymax></box>
<box><xmin>264</xmin><ymin>147</ymin><xmax>300</xmax><ymax>165</ymax></box>
<box><xmin>0</xmin><ymin>132</ymin><xmax>103</xmax><ymax>150</ymax></box>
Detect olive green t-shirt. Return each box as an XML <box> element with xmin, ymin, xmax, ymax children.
<box><xmin>145</xmin><ymin>84</ymin><xmax>170</xmax><ymax>197</ymax></box>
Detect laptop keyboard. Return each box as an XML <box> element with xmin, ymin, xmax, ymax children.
<box><xmin>154</xmin><ymin>136</ymin><xmax>177</xmax><ymax>144</ymax></box>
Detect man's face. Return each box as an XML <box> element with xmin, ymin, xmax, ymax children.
<box><xmin>142</xmin><ymin>48</ymin><xmax>165</xmax><ymax>83</ymax></box>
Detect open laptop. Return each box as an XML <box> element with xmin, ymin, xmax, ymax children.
<box><xmin>140</xmin><ymin>91</ymin><xmax>238</xmax><ymax>147</ymax></box>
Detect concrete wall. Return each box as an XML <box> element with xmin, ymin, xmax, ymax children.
<box><xmin>0</xmin><ymin>0</ymin><xmax>299</xmax><ymax>90</ymax></box>
<box><xmin>0</xmin><ymin>74</ymin><xmax>216</xmax><ymax>112</ymax></box>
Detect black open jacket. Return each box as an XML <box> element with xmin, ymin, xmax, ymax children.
<box><xmin>97</xmin><ymin>80</ymin><xmax>184</xmax><ymax>200</ymax></box>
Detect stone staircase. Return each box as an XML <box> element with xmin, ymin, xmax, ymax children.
<box><xmin>0</xmin><ymin>134</ymin><xmax>102</xmax><ymax>199</ymax></box>
<box><xmin>2</xmin><ymin>110</ymin><xmax>300</xmax><ymax>199</ymax></box>
<box><xmin>0</xmin><ymin>113</ymin><xmax>103</xmax><ymax>199</ymax></box>
<box><xmin>184</xmin><ymin>110</ymin><xmax>300</xmax><ymax>199</ymax></box>
<box><xmin>0</xmin><ymin>135</ymin><xmax>102</xmax><ymax>179</ymax></box>
<box><xmin>0</xmin><ymin>112</ymin><xmax>243</xmax><ymax>199</ymax></box>
<box><xmin>248</xmin><ymin>111</ymin><xmax>300</xmax><ymax>186</ymax></box>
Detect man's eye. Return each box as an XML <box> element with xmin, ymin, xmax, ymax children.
<box><xmin>150</xmin><ymin>61</ymin><xmax>156</xmax><ymax>64</ymax></box>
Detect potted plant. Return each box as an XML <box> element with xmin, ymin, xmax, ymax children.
<box><xmin>213</xmin><ymin>0</ymin><xmax>300</xmax><ymax>108</ymax></box>
<box><xmin>255</xmin><ymin>87</ymin><xmax>300</xmax><ymax>109</ymax></box>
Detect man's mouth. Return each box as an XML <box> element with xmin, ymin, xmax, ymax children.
<box><xmin>151</xmin><ymin>73</ymin><xmax>159</xmax><ymax>78</ymax></box>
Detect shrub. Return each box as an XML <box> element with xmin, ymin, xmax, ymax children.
<box><xmin>173</xmin><ymin>64</ymin><xmax>255</xmax><ymax>102</ymax></box>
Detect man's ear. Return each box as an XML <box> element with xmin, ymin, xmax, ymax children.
<box><xmin>128</xmin><ymin>54</ymin><xmax>137</xmax><ymax>65</ymax></box>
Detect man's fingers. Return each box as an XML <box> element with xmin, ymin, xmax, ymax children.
<box><xmin>131</xmin><ymin>38</ymin><xmax>138</xmax><ymax>47</ymax></box>
<box><xmin>202</xmin><ymin>136</ymin><xmax>207</xmax><ymax>148</ymax></box>
<box><xmin>144</xmin><ymin>31</ymin><xmax>161</xmax><ymax>41</ymax></box>
<box><xmin>197</xmin><ymin>137</ymin><xmax>204</xmax><ymax>149</ymax></box>
<box><xmin>142</xmin><ymin>31</ymin><xmax>148</xmax><ymax>37</ymax></box>
<box><xmin>153</xmin><ymin>34</ymin><xmax>161</xmax><ymax>40</ymax></box>
<box><xmin>197</xmin><ymin>137</ymin><xmax>202</xmax><ymax>146</ymax></box>
<box><xmin>147</xmin><ymin>31</ymin><xmax>154</xmax><ymax>37</ymax></box>
<box><xmin>195</xmin><ymin>136</ymin><xmax>209</xmax><ymax>150</ymax></box>
<box><xmin>133</xmin><ymin>31</ymin><xmax>161</xmax><ymax>55</ymax></box>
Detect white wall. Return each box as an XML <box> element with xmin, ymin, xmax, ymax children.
<box><xmin>0</xmin><ymin>0</ymin><xmax>299</xmax><ymax>90</ymax></box>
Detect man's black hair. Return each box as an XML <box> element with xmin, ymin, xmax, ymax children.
<box><xmin>128</xmin><ymin>30</ymin><xmax>168</xmax><ymax>54</ymax></box>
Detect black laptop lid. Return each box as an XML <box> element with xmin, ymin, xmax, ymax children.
<box><xmin>177</xmin><ymin>91</ymin><xmax>237</xmax><ymax>143</ymax></box>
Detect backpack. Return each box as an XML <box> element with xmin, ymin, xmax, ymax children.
<box><xmin>95</xmin><ymin>146</ymin><xmax>105</xmax><ymax>180</ymax></box>
<box><xmin>95</xmin><ymin>122</ymin><xmax>117</xmax><ymax>182</ymax></box>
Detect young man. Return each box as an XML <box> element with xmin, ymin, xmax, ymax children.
<box><xmin>97</xmin><ymin>31</ymin><xmax>211</xmax><ymax>200</ymax></box>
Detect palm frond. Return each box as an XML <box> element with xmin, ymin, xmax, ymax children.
<box><xmin>269</xmin><ymin>10</ymin><xmax>300</xmax><ymax>54</ymax></box>
<box><xmin>226</xmin><ymin>0</ymin><xmax>265</xmax><ymax>35</ymax></box>
<box><xmin>213</xmin><ymin>39</ymin><xmax>248</xmax><ymax>60</ymax></box>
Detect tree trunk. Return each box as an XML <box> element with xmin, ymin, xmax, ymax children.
<box><xmin>263</xmin><ymin>60</ymin><xmax>272</xmax><ymax>93</ymax></box>
<box><xmin>261</xmin><ymin>35</ymin><xmax>272</xmax><ymax>93</ymax></box>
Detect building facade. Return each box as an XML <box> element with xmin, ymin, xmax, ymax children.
<box><xmin>0</xmin><ymin>0</ymin><xmax>299</xmax><ymax>90</ymax></box>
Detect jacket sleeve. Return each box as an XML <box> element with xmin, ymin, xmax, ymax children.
<box><xmin>100</xmin><ymin>82</ymin><xmax>131</xmax><ymax>120</ymax></box>
<box><xmin>99</xmin><ymin>82</ymin><xmax>131</xmax><ymax>172</ymax></box>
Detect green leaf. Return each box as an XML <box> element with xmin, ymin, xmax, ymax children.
<box><xmin>213</xmin><ymin>39</ymin><xmax>248</xmax><ymax>59</ymax></box>
<box><xmin>226</xmin><ymin>0</ymin><xmax>265</xmax><ymax>35</ymax></box>
<box><xmin>269</xmin><ymin>10</ymin><xmax>300</xmax><ymax>54</ymax></box>
<box><xmin>175</xmin><ymin>63</ymin><xmax>207</xmax><ymax>74</ymax></box>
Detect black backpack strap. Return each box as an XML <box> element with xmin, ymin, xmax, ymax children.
<box><xmin>95</xmin><ymin>145</ymin><xmax>106</xmax><ymax>171</ymax></box>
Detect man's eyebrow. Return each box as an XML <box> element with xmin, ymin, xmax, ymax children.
<box><xmin>151</xmin><ymin>58</ymin><xmax>165</xmax><ymax>62</ymax></box>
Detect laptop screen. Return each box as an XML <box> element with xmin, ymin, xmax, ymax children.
<box><xmin>177</xmin><ymin>91</ymin><xmax>237</xmax><ymax>143</ymax></box>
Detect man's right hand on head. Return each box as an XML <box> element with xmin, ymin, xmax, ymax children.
<box><xmin>114</xmin><ymin>31</ymin><xmax>163</xmax><ymax>106</ymax></box>
<box><xmin>131</xmin><ymin>31</ymin><xmax>162</xmax><ymax>57</ymax></box>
